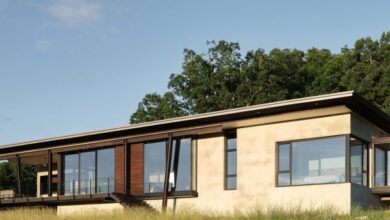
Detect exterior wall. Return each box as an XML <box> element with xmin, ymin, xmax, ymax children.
<box><xmin>57</xmin><ymin>203</ymin><xmax>123</xmax><ymax>216</ymax></box>
<box><xmin>146</xmin><ymin>112</ymin><xmax>354</xmax><ymax>213</ymax></box>
<box><xmin>351</xmin><ymin>184</ymin><xmax>382</xmax><ymax>208</ymax></box>
<box><xmin>130</xmin><ymin>143</ymin><xmax>144</xmax><ymax>195</ymax></box>
<box><xmin>115</xmin><ymin>146</ymin><xmax>125</xmax><ymax>193</ymax></box>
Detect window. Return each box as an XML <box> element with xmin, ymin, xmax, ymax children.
<box><xmin>144</xmin><ymin>141</ymin><xmax>166</xmax><ymax>193</ymax></box>
<box><xmin>170</xmin><ymin>138</ymin><xmax>192</xmax><ymax>191</ymax></box>
<box><xmin>143</xmin><ymin>138</ymin><xmax>194</xmax><ymax>194</ymax></box>
<box><xmin>225</xmin><ymin>131</ymin><xmax>237</xmax><ymax>190</ymax></box>
<box><xmin>63</xmin><ymin>154</ymin><xmax>79</xmax><ymax>195</ymax></box>
<box><xmin>62</xmin><ymin>148</ymin><xmax>115</xmax><ymax>195</ymax></box>
<box><xmin>277</xmin><ymin>136</ymin><xmax>346</xmax><ymax>186</ymax></box>
<box><xmin>375</xmin><ymin>147</ymin><xmax>386</xmax><ymax>186</ymax></box>
<box><xmin>350</xmin><ymin>137</ymin><xmax>368</xmax><ymax>186</ymax></box>
<box><xmin>97</xmin><ymin>148</ymin><xmax>115</xmax><ymax>193</ymax></box>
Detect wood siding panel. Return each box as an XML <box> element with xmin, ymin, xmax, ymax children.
<box><xmin>115</xmin><ymin>146</ymin><xmax>125</xmax><ymax>193</ymax></box>
<box><xmin>130</xmin><ymin>143</ymin><xmax>144</xmax><ymax>195</ymax></box>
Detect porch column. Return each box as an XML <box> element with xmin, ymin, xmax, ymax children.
<box><xmin>124</xmin><ymin>139</ymin><xmax>130</xmax><ymax>194</ymax></box>
<box><xmin>162</xmin><ymin>133</ymin><xmax>173</xmax><ymax>212</ymax></box>
<box><xmin>15</xmin><ymin>154</ymin><xmax>22</xmax><ymax>198</ymax></box>
<box><xmin>48</xmin><ymin>150</ymin><xmax>53</xmax><ymax>197</ymax></box>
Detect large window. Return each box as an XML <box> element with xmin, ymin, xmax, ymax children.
<box><xmin>277</xmin><ymin>136</ymin><xmax>346</xmax><ymax>186</ymax></box>
<box><xmin>144</xmin><ymin>141</ymin><xmax>166</xmax><ymax>193</ymax></box>
<box><xmin>143</xmin><ymin>138</ymin><xmax>195</xmax><ymax>194</ymax></box>
<box><xmin>97</xmin><ymin>148</ymin><xmax>115</xmax><ymax>193</ymax></box>
<box><xmin>62</xmin><ymin>148</ymin><xmax>115</xmax><ymax>195</ymax></box>
<box><xmin>225</xmin><ymin>131</ymin><xmax>237</xmax><ymax>190</ymax></box>
<box><xmin>350</xmin><ymin>137</ymin><xmax>368</xmax><ymax>186</ymax></box>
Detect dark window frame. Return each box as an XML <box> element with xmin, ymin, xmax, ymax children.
<box><xmin>349</xmin><ymin>135</ymin><xmax>369</xmax><ymax>187</ymax></box>
<box><xmin>276</xmin><ymin>135</ymin><xmax>348</xmax><ymax>187</ymax></box>
<box><xmin>374</xmin><ymin>144</ymin><xmax>389</xmax><ymax>187</ymax></box>
<box><xmin>142</xmin><ymin>137</ymin><xmax>195</xmax><ymax>194</ymax></box>
<box><xmin>225</xmin><ymin>130</ymin><xmax>237</xmax><ymax>190</ymax></box>
<box><xmin>61</xmin><ymin>146</ymin><xmax>116</xmax><ymax>195</ymax></box>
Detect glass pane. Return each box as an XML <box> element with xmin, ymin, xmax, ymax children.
<box><xmin>226</xmin><ymin>176</ymin><xmax>236</xmax><ymax>190</ymax></box>
<box><xmin>387</xmin><ymin>151</ymin><xmax>390</xmax><ymax>187</ymax></box>
<box><xmin>227</xmin><ymin>151</ymin><xmax>237</xmax><ymax>176</ymax></box>
<box><xmin>176</xmin><ymin>138</ymin><xmax>192</xmax><ymax>191</ymax></box>
<box><xmin>291</xmin><ymin>136</ymin><xmax>346</xmax><ymax>185</ymax></box>
<box><xmin>227</xmin><ymin>137</ymin><xmax>237</xmax><ymax>150</ymax></box>
<box><xmin>79</xmin><ymin>152</ymin><xmax>95</xmax><ymax>195</ymax></box>
<box><xmin>279</xmin><ymin>144</ymin><xmax>290</xmax><ymax>171</ymax></box>
<box><xmin>278</xmin><ymin>173</ymin><xmax>290</xmax><ymax>186</ymax></box>
<box><xmin>97</xmin><ymin>148</ymin><xmax>115</xmax><ymax>193</ymax></box>
<box><xmin>375</xmin><ymin>148</ymin><xmax>385</xmax><ymax>186</ymax></box>
<box><xmin>351</xmin><ymin>144</ymin><xmax>363</xmax><ymax>185</ymax></box>
<box><xmin>144</xmin><ymin>141</ymin><xmax>166</xmax><ymax>193</ymax></box>
<box><xmin>63</xmin><ymin>154</ymin><xmax>79</xmax><ymax>195</ymax></box>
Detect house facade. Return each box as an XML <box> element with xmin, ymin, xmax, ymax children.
<box><xmin>1</xmin><ymin>91</ymin><xmax>390</xmax><ymax>214</ymax></box>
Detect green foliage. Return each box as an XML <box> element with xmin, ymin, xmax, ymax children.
<box><xmin>0</xmin><ymin>161</ymin><xmax>37</xmax><ymax>191</ymax></box>
<box><xmin>130</xmin><ymin>32</ymin><xmax>390</xmax><ymax>123</ymax></box>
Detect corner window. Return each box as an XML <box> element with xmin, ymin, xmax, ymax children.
<box><xmin>350</xmin><ymin>137</ymin><xmax>369</xmax><ymax>186</ymax></box>
<box><xmin>277</xmin><ymin>136</ymin><xmax>346</xmax><ymax>186</ymax></box>
<box><xmin>225</xmin><ymin>131</ymin><xmax>237</xmax><ymax>190</ymax></box>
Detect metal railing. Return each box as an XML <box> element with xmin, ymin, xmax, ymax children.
<box><xmin>63</xmin><ymin>177</ymin><xmax>115</xmax><ymax>196</ymax></box>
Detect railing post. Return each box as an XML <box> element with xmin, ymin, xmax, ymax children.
<box><xmin>15</xmin><ymin>155</ymin><xmax>22</xmax><ymax>198</ymax></box>
<box><xmin>72</xmin><ymin>180</ymin><xmax>75</xmax><ymax>197</ymax></box>
<box><xmin>90</xmin><ymin>179</ymin><xmax>92</xmax><ymax>195</ymax></box>
<box><xmin>48</xmin><ymin>150</ymin><xmax>53</xmax><ymax>197</ymax></box>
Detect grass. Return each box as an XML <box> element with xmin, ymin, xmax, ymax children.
<box><xmin>0</xmin><ymin>206</ymin><xmax>388</xmax><ymax>220</ymax></box>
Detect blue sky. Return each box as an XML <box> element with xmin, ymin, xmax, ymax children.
<box><xmin>1</xmin><ymin>0</ymin><xmax>390</xmax><ymax>145</ymax></box>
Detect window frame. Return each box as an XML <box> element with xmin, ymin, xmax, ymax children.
<box><xmin>276</xmin><ymin>135</ymin><xmax>348</xmax><ymax>187</ymax></box>
<box><xmin>349</xmin><ymin>135</ymin><xmax>369</xmax><ymax>187</ymax></box>
<box><xmin>61</xmin><ymin>146</ymin><xmax>116</xmax><ymax>195</ymax></box>
<box><xmin>225</xmin><ymin>130</ymin><xmax>237</xmax><ymax>190</ymax></box>
<box><xmin>142</xmin><ymin>137</ymin><xmax>195</xmax><ymax>194</ymax></box>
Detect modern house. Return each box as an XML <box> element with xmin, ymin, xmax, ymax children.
<box><xmin>1</xmin><ymin>91</ymin><xmax>390</xmax><ymax>214</ymax></box>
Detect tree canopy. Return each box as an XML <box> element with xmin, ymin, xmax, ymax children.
<box><xmin>130</xmin><ymin>33</ymin><xmax>390</xmax><ymax>124</ymax></box>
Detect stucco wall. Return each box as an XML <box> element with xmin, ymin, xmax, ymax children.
<box><xmin>350</xmin><ymin>112</ymin><xmax>388</xmax><ymax>207</ymax></box>
<box><xmin>57</xmin><ymin>203</ymin><xmax>123</xmax><ymax>216</ymax></box>
<box><xmin>147</xmin><ymin>112</ymin><xmax>355</xmax><ymax>213</ymax></box>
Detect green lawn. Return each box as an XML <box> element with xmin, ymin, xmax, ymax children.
<box><xmin>0</xmin><ymin>207</ymin><xmax>388</xmax><ymax>220</ymax></box>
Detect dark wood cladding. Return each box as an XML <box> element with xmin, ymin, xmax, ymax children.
<box><xmin>115</xmin><ymin>145</ymin><xmax>125</xmax><ymax>193</ymax></box>
<box><xmin>130</xmin><ymin>143</ymin><xmax>144</xmax><ymax>195</ymax></box>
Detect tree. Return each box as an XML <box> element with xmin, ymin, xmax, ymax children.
<box><xmin>130</xmin><ymin>32</ymin><xmax>390</xmax><ymax>124</ymax></box>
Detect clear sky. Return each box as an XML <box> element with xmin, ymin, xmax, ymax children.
<box><xmin>1</xmin><ymin>0</ymin><xmax>390</xmax><ymax>145</ymax></box>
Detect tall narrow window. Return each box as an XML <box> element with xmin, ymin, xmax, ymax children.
<box><xmin>170</xmin><ymin>138</ymin><xmax>192</xmax><ymax>191</ymax></box>
<box><xmin>225</xmin><ymin>131</ymin><xmax>237</xmax><ymax>190</ymax></box>
<box><xmin>375</xmin><ymin>147</ymin><xmax>386</xmax><ymax>186</ymax></box>
<box><xmin>277</xmin><ymin>143</ymin><xmax>291</xmax><ymax>186</ymax></box>
<box><xmin>144</xmin><ymin>141</ymin><xmax>166</xmax><ymax>193</ymax></box>
<box><xmin>350</xmin><ymin>137</ymin><xmax>369</xmax><ymax>186</ymax></box>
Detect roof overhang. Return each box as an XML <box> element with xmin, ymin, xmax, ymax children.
<box><xmin>1</xmin><ymin>91</ymin><xmax>389</xmax><ymax>154</ymax></box>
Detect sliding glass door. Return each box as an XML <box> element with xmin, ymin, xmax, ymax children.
<box><xmin>62</xmin><ymin>148</ymin><xmax>115</xmax><ymax>195</ymax></box>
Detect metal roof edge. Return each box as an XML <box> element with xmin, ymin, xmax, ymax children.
<box><xmin>0</xmin><ymin>90</ymin><xmax>356</xmax><ymax>149</ymax></box>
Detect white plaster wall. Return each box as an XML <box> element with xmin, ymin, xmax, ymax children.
<box><xmin>147</xmin><ymin>112</ymin><xmax>354</xmax><ymax>213</ymax></box>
